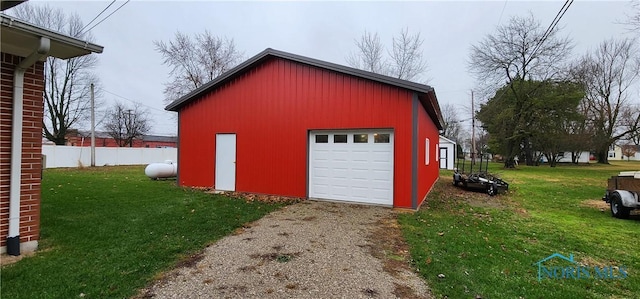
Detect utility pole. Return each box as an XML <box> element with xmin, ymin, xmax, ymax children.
<box><xmin>126</xmin><ymin>109</ymin><xmax>133</xmax><ymax>147</ymax></box>
<box><xmin>90</xmin><ymin>83</ymin><xmax>95</xmax><ymax>167</ymax></box>
<box><xmin>471</xmin><ymin>90</ymin><xmax>476</xmax><ymax>166</ymax></box>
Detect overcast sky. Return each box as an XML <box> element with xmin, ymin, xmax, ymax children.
<box><xmin>17</xmin><ymin>0</ymin><xmax>637</xmax><ymax>135</ymax></box>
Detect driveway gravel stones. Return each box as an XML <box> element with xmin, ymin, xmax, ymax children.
<box><xmin>137</xmin><ymin>200</ymin><xmax>432</xmax><ymax>298</ymax></box>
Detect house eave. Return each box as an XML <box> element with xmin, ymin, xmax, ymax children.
<box><xmin>1</xmin><ymin>13</ymin><xmax>103</xmax><ymax>59</ymax></box>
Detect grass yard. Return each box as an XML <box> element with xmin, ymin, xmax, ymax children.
<box><xmin>400</xmin><ymin>161</ymin><xmax>640</xmax><ymax>298</ymax></box>
<box><xmin>1</xmin><ymin>166</ymin><xmax>283</xmax><ymax>299</ymax></box>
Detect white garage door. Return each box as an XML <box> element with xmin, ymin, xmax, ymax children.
<box><xmin>309</xmin><ymin>130</ymin><xmax>394</xmax><ymax>205</ymax></box>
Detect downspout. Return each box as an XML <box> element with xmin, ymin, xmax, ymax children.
<box><xmin>8</xmin><ymin>37</ymin><xmax>50</xmax><ymax>256</ymax></box>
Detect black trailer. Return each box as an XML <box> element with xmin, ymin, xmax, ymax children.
<box><xmin>452</xmin><ymin>153</ymin><xmax>509</xmax><ymax>196</ymax></box>
<box><xmin>602</xmin><ymin>171</ymin><xmax>640</xmax><ymax>219</ymax></box>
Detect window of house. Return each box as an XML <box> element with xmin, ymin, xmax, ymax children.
<box><xmin>354</xmin><ymin>134</ymin><xmax>368</xmax><ymax>143</ymax></box>
<box><xmin>315</xmin><ymin>135</ymin><xmax>328</xmax><ymax>143</ymax></box>
<box><xmin>425</xmin><ymin>138</ymin><xmax>430</xmax><ymax>165</ymax></box>
<box><xmin>334</xmin><ymin>134</ymin><xmax>347</xmax><ymax>143</ymax></box>
<box><xmin>374</xmin><ymin>133</ymin><xmax>390</xmax><ymax>143</ymax></box>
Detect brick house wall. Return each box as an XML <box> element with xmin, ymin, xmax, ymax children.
<box><xmin>0</xmin><ymin>52</ymin><xmax>45</xmax><ymax>252</ymax></box>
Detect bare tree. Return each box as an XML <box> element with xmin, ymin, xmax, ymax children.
<box><xmin>475</xmin><ymin>129</ymin><xmax>490</xmax><ymax>156</ymax></box>
<box><xmin>621</xmin><ymin>144</ymin><xmax>638</xmax><ymax>161</ymax></box>
<box><xmin>103</xmin><ymin>102</ymin><xmax>151</xmax><ymax>147</ymax></box>
<box><xmin>346</xmin><ymin>31</ymin><xmax>386</xmax><ymax>74</ymax></box>
<box><xmin>10</xmin><ymin>3</ymin><xmax>101</xmax><ymax>145</ymax></box>
<box><xmin>347</xmin><ymin>28</ymin><xmax>428</xmax><ymax>82</ymax></box>
<box><xmin>620</xmin><ymin>103</ymin><xmax>640</xmax><ymax>145</ymax></box>
<box><xmin>389</xmin><ymin>28</ymin><xmax>428</xmax><ymax>81</ymax></box>
<box><xmin>154</xmin><ymin>31</ymin><xmax>243</xmax><ymax>103</ymax></box>
<box><xmin>468</xmin><ymin>14</ymin><xmax>573</xmax><ymax>166</ymax></box>
<box><xmin>440</xmin><ymin>103</ymin><xmax>464</xmax><ymax>143</ymax></box>
<box><xmin>571</xmin><ymin>38</ymin><xmax>640</xmax><ymax>164</ymax></box>
<box><xmin>469</xmin><ymin>14</ymin><xmax>572</xmax><ymax>90</ymax></box>
<box><xmin>625</xmin><ymin>0</ymin><xmax>640</xmax><ymax>32</ymax></box>
<box><xmin>564</xmin><ymin>100</ymin><xmax>593</xmax><ymax>164</ymax></box>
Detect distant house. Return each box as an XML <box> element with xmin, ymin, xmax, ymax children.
<box><xmin>62</xmin><ymin>130</ymin><xmax>177</xmax><ymax>148</ymax></box>
<box><xmin>166</xmin><ymin>48</ymin><xmax>444</xmax><ymax>209</ymax></box>
<box><xmin>438</xmin><ymin>136</ymin><xmax>456</xmax><ymax>170</ymax></box>
<box><xmin>540</xmin><ymin>151</ymin><xmax>591</xmax><ymax>164</ymax></box>
<box><xmin>612</xmin><ymin>144</ymin><xmax>640</xmax><ymax>161</ymax></box>
<box><xmin>1</xmin><ymin>9</ymin><xmax>103</xmax><ymax>255</ymax></box>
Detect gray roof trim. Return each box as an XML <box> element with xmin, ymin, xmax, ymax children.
<box><xmin>1</xmin><ymin>13</ymin><xmax>103</xmax><ymax>58</ymax></box>
<box><xmin>165</xmin><ymin>48</ymin><xmax>439</xmax><ymax>113</ymax></box>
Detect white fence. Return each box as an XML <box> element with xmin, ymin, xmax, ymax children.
<box><xmin>42</xmin><ymin>145</ymin><xmax>177</xmax><ymax>168</ymax></box>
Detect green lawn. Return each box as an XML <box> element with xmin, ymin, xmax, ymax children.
<box><xmin>400</xmin><ymin>161</ymin><xmax>640</xmax><ymax>298</ymax></box>
<box><xmin>1</xmin><ymin>166</ymin><xmax>283</xmax><ymax>299</ymax></box>
<box><xmin>4</xmin><ymin>163</ymin><xmax>640</xmax><ymax>298</ymax></box>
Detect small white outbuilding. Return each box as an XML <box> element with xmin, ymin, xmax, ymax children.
<box><xmin>438</xmin><ymin>136</ymin><xmax>457</xmax><ymax>170</ymax></box>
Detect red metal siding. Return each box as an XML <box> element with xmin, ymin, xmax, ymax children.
<box><xmin>178</xmin><ymin>57</ymin><xmax>433</xmax><ymax>207</ymax></box>
<box><xmin>417</xmin><ymin>99</ymin><xmax>441</xmax><ymax>208</ymax></box>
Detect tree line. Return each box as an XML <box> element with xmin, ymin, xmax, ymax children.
<box><xmin>469</xmin><ymin>14</ymin><xmax>639</xmax><ymax>167</ymax></box>
<box><xmin>343</xmin><ymin>12</ymin><xmax>640</xmax><ymax>167</ymax></box>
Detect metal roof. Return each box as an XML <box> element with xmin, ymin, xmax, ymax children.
<box><xmin>1</xmin><ymin>13</ymin><xmax>103</xmax><ymax>59</ymax></box>
<box><xmin>164</xmin><ymin>48</ymin><xmax>443</xmax><ymax>129</ymax></box>
<box><xmin>73</xmin><ymin>130</ymin><xmax>177</xmax><ymax>142</ymax></box>
<box><xmin>142</xmin><ymin>135</ymin><xmax>178</xmax><ymax>143</ymax></box>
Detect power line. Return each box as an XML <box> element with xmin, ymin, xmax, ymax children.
<box><xmin>97</xmin><ymin>89</ymin><xmax>177</xmax><ymax>135</ymax></box>
<box><xmin>100</xmin><ymin>88</ymin><xmax>171</xmax><ymax>114</ymax></box>
<box><xmin>82</xmin><ymin>0</ymin><xmax>130</xmax><ymax>34</ymax></box>
<box><xmin>527</xmin><ymin>0</ymin><xmax>573</xmax><ymax>66</ymax></box>
<box><xmin>486</xmin><ymin>0</ymin><xmax>573</xmax><ymax>104</ymax></box>
<box><xmin>497</xmin><ymin>0</ymin><xmax>508</xmax><ymax>25</ymax></box>
<box><xmin>79</xmin><ymin>0</ymin><xmax>116</xmax><ymax>34</ymax></box>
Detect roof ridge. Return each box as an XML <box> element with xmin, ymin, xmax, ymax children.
<box><xmin>165</xmin><ymin>48</ymin><xmax>436</xmax><ymax>112</ymax></box>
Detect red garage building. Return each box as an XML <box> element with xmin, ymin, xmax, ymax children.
<box><xmin>166</xmin><ymin>49</ymin><xmax>443</xmax><ymax>209</ymax></box>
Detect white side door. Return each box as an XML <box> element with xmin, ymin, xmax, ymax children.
<box><xmin>439</xmin><ymin>147</ymin><xmax>448</xmax><ymax>169</ymax></box>
<box><xmin>215</xmin><ymin>134</ymin><xmax>236</xmax><ymax>191</ymax></box>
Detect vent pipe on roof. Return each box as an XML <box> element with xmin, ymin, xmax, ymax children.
<box><xmin>8</xmin><ymin>36</ymin><xmax>50</xmax><ymax>256</ymax></box>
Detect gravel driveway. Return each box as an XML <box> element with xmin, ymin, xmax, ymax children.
<box><xmin>137</xmin><ymin>200</ymin><xmax>432</xmax><ymax>298</ymax></box>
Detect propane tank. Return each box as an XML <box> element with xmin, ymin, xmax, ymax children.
<box><xmin>145</xmin><ymin>160</ymin><xmax>177</xmax><ymax>179</ymax></box>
